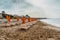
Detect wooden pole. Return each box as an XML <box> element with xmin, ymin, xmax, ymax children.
<box><xmin>16</xmin><ymin>17</ymin><xmax>20</xmax><ymax>21</ymax></box>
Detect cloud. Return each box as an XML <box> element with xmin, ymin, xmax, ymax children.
<box><xmin>0</xmin><ymin>0</ymin><xmax>46</xmax><ymax>18</ymax></box>
<box><xmin>0</xmin><ymin>0</ymin><xmax>60</xmax><ymax>18</ymax></box>
<box><xmin>0</xmin><ymin>0</ymin><xmax>33</xmax><ymax>14</ymax></box>
<box><xmin>26</xmin><ymin>0</ymin><xmax>60</xmax><ymax>18</ymax></box>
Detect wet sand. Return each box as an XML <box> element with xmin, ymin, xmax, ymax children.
<box><xmin>0</xmin><ymin>21</ymin><xmax>60</xmax><ymax>40</ymax></box>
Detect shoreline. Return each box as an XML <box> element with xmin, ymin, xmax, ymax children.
<box><xmin>39</xmin><ymin>21</ymin><xmax>60</xmax><ymax>31</ymax></box>
<box><xmin>40</xmin><ymin>19</ymin><xmax>60</xmax><ymax>27</ymax></box>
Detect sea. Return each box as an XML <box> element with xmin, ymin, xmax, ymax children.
<box><xmin>40</xmin><ymin>18</ymin><xmax>60</xmax><ymax>27</ymax></box>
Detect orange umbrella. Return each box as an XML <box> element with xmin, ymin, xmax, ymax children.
<box><xmin>28</xmin><ymin>17</ymin><xmax>31</xmax><ymax>22</ymax></box>
<box><xmin>21</xmin><ymin>16</ymin><xmax>26</xmax><ymax>24</ymax></box>
<box><xmin>6</xmin><ymin>15</ymin><xmax>10</xmax><ymax>23</ymax></box>
<box><xmin>31</xmin><ymin>18</ymin><xmax>36</xmax><ymax>21</ymax></box>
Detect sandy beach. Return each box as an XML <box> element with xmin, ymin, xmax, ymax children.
<box><xmin>0</xmin><ymin>21</ymin><xmax>60</xmax><ymax>40</ymax></box>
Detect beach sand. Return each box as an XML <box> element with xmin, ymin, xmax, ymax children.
<box><xmin>0</xmin><ymin>21</ymin><xmax>60</xmax><ymax>40</ymax></box>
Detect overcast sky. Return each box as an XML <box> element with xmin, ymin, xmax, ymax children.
<box><xmin>0</xmin><ymin>0</ymin><xmax>60</xmax><ymax>18</ymax></box>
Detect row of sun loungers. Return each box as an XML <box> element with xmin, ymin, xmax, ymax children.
<box><xmin>0</xmin><ymin>19</ymin><xmax>39</xmax><ymax>29</ymax></box>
